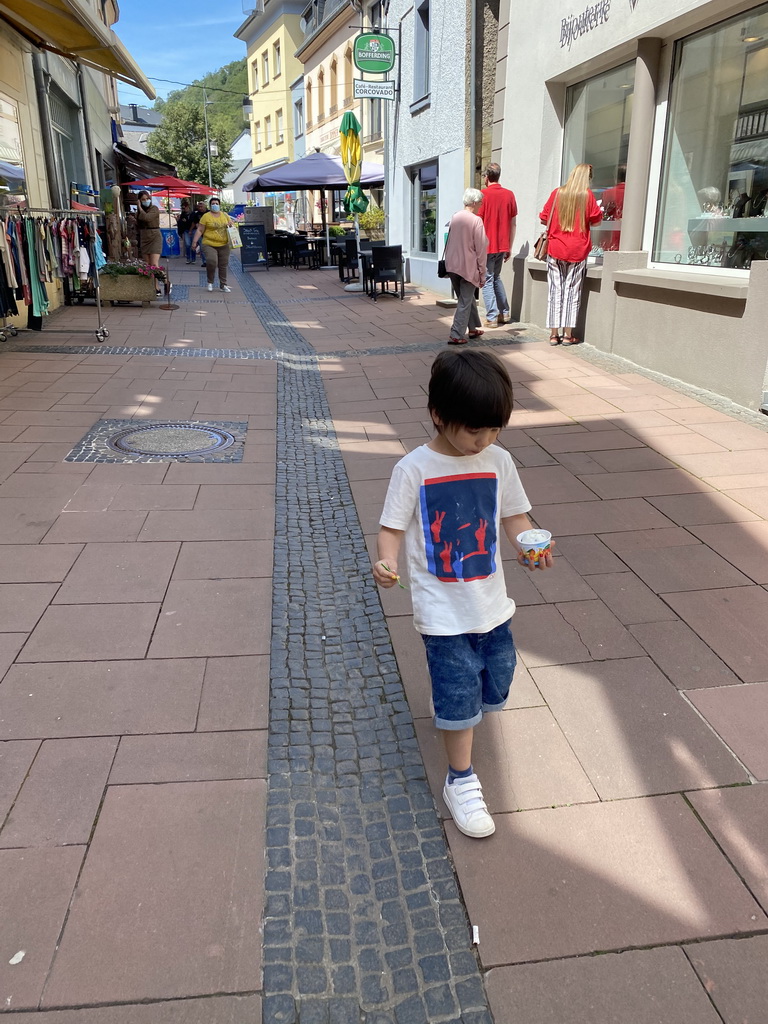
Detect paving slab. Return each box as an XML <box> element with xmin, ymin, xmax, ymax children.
<box><xmin>108</xmin><ymin>483</ymin><xmax>200</xmax><ymax>511</ymax></box>
<box><xmin>138</xmin><ymin>508</ymin><xmax>272</xmax><ymax>542</ymax></box>
<box><xmin>556</xmin><ymin>600</ymin><xmax>645</xmax><ymax>659</ymax></box>
<box><xmin>536</xmin><ymin>497</ymin><xmax>673</xmax><ymax>536</ymax></box>
<box><xmin>0</xmin><ymin>737</ymin><xmax>117</xmax><ymax>848</ymax></box>
<box><xmin>646</xmin><ymin>491</ymin><xmax>762</xmax><ymax>526</ymax></box>
<box><xmin>0</xmin><ymin>739</ymin><xmax>40</xmax><ymax>823</ymax></box>
<box><xmin>516</xmin><ymin>465</ymin><xmax>599</xmax><ymax>504</ymax></box>
<box><xmin>0</xmin><ymin>544</ymin><xmax>83</xmax><ymax>584</ymax></box>
<box><xmin>149</xmin><ymin>578</ymin><xmax>271</xmax><ymax>658</ymax></box>
<box><xmin>532</xmin><ymin>429</ymin><xmax>645</xmax><ymax>453</ymax></box>
<box><xmin>0</xmin><ymin>659</ymin><xmax>205</xmax><ymax>739</ymax></box>
<box><xmin>53</xmin><ymin>542</ymin><xmax>180</xmax><ymax>604</ymax></box>
<box><xmin>0</xmin><ymin>498</ymin><xmax>69</xmax><ymax>544</ymax></box>
<box><xmin>109</xmin><ymin>730</ymin><xmax>267</xmax><ymax>784</ymax></box>
<box><xmin>586</xmin><ymin>448</ymin><xmax>675</xmax><ymax>472</ymax></box>
<box><xmin>684</xmin><ymin>934</ymin><xmax>768</xmax><ymax>1023</ymax></box>
<box><xmin>526</xmin><ymin>555</ymin><xmax>597</xmax><ymax>603</ymax></box>
<box><xmin>416</xmin><ymin>707</ymin><xmax>598</xmax><ymax>814</ymax></box>
<box><xmin>689</xmin><ymin>521</ymin><xmax>768</xmax><ymax>584</ymax></box>
<box><xmin>533</xmin><ymin>657</ymin><xmax>747</xmax><ymax>797</ymax></box>
<box><xmin>41</xmin><ymin>780</ymin><xmax>265</xmax><ymax>1007</ymax></box>
<box><xmin>578</xmin><ymin>468</ymin><xmax>711</xmax><ymax>499</ymax></box>
<box><xmin>0</xmin><ymin>846</ymin><xmax>84</xmax><ymax>1010</ymax></box>
<box><xmin>606</xmin><ymin>539</ymin><xmax>753</xmax><ymax>595</ymax></box>
<box><xmin>172</xmin><ymin>539</ymin><xmax>273</xmax><ymax>580</ymax></box>
<box><xmin>687</xmin><ymin>784</ymin><xmax>768</xmax><ymax>912</ymax></box>
<box><xmin>196</xmin><ymin>655</ymin><xmax>270</xmax><ymax>732</ymax></box>
<box><xmin>41</xmin><ymin>510</ymin><xmax>148</xmax><ymax>544</ymax></box>
<box><xmin>551</xmin><ymin>533</ymin><xmax>627</xmax><ymax>575</ymax></box>
<box><xmin>629</xmin><ymin>619</ymin><xmax>741</xmax><ymax>689</ymax></box>
<box><xmin>722</xmin><ymin>485</ymin><xmax>768</xmax><ymax>518</ymax></box>
<box><xmin>510</xmin><ymin>605</ymin><xmax>592</xmax><ymax>666</ymax></box>
<box><xmin>19</xmin><ymin>603</ymin><xmax>160</xmax><ymax>662</ymax></box>
<box><xmin>664</xmin><ymin>587</ymin><xmax>768</xmax><ymax>682</ymax></box>
<box><xmin>5</xmin><ymin>995</ymin><xmax>262</xmax><ymax>1023</ymax></box>
<box><xmin>581</xmin><ymin>571</ymin><xmax>678</xmax><ymax>624</ymax></box>
<box><xmin>448</xmin><ymin>795</ymin><xmax>766</xmax><ymax>966</ymax></box>
<box><xmin>486</xmin><ymin>947</ymin><xmax>722</xmax><ymax>1024</ymax></box>
<box><xmin>688</xmin><ymin>682</ymin><xmax>768</xmax><ymax>779</ymax></box>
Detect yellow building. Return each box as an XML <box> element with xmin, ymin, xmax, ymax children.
<box><xmin>235</xmin><ymin>1</ymin><xmax>306</xmax><ymax>173</ymax></box>
<box><xmin>0</xmin><ymin>0</ymin><xmax>153</xmax><ymax>329</ymax></box>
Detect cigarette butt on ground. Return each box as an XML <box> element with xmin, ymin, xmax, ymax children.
<box><xmin>472</xmin><ymin>925</ymin><xmax>479</xmax><ymax>945</ymax></box>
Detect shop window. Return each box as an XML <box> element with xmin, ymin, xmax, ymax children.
<box><xmin>412</xmin><ymin>162</ymin><xmax>437</xmax><ymax>253</ymax></box>
<box><xmin>563</xmin><ymin>61</ymin><xmax>635</xmax><ymax>256</ymax></box>
<box><xmin>413</xmin><ymin>1</ymin><xmax>430</xmax><ymax>104</ymax></box>
<box><xmin>0</xmin><ymin>92</ymin><xmax>28</xmax><ymax>210</ymax></box>
<box><xmin>655</xmin><ymin>4</ymin><xmax>768</xmax><ymax>269</ymax></box>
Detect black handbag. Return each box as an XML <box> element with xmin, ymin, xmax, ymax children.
<box><xmin>437</xmin><ymin>228</ymin><xmax>450</xmax><ymax>278</ymax></box>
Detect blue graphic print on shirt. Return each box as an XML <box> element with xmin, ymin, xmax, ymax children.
<box><xmin>419</xmin><ymin>472</ymin><xmax>499</xmax><ymax>582</ymax></box>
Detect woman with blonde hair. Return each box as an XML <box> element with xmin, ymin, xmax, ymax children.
<box><xmin>538</xmin><ymin>163</ymin><xmax>602</xmax><ymax>345</ymax></box>
<box><xmin>444</xmin><ymin>188</ymin><xmax>488</xmax><ymax>345</ymax></box>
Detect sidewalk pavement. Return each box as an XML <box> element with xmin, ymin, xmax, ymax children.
<box><xmin>0</xmin><ymin>256</ymin><xmax>767</xmax><ymax>1023</ymax></box>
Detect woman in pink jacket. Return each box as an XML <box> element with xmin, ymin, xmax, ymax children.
<box><xmin>444</xmin><ymin>188</ymin><xmax>488</xmax><ymax>344</ymax></box>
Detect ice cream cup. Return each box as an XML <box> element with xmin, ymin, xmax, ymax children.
<box><xmin>516</xmin><ymin>529</ymin><xmax>552</xmax><ymax>566</ymax></box>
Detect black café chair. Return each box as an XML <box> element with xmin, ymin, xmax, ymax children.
<box><xmin>290</xmin><ymin>235</ymin><xmax>320</xmax><ymax>270</ymax></box>
<box><xmin>340</xmin><ymin>238</ymin><xmax>359</xmax><ymax>282</ymax></box>
<box><xmin>369</xmin><ymin>245</ymin><xmax>405</xmax><ymax>301</ymax></box>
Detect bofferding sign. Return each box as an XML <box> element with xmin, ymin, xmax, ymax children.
<box><xmin>353</xmin><ymin>79</ymin><xmax>395</xmax><ymax>100</ymax></box>
<box><xmin>353</xmin><ymin>33</ymin><xmax>396</xmax><ymax>74</ymax></box>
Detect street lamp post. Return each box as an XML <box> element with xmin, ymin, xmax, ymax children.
<box><xmin>202</xmin><ymin>85</ymin><xmax>213</xmax><ymax>188</ymax></box>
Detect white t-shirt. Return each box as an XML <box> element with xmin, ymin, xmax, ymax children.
<box><xmin>380</xmin><ymin>443</ymin><xmax>531</xmax><ymax>636</ymax></box>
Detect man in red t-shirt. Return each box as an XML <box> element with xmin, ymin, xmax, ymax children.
<box><xmin>478</xmin><ymin>163</ymin><xmax>518</xmax><ymax>327</ymax></box>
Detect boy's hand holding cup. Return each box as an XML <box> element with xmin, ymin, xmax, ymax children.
<box><xmin>516</xmin><ymin>529</ymin><xmax>554</xmax><ymax>571</ymax></box>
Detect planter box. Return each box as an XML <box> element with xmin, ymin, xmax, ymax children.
<box><xmin>98</xmin><ymin>275</ymin><xmax>157</xmax><ymax>306</ymax></box>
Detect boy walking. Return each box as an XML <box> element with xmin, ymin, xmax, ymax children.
<box><xmin>373</xmin><ymin>350</ymin><xmax>553</xmax><ymax>838</ymax></box>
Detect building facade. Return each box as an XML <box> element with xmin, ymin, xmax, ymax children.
<box><xmin>496</xmin><ymin>0</ymin><xmax>768</xmax><ymax>411</ymax></box>
<box><xmin>236</xmin><ymin>0</ymin><xmax>306</xmax><ymax>174</ymax></box>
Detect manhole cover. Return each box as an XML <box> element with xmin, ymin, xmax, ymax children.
<box><xmin>106</xmin><ymin>423</ymin><xmax>236</xmax><ymax>456</ymax></box>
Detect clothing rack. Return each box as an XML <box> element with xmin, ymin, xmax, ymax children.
<box><xmin>7</xmin><ymin>206</ymin><xmax>110</xmax><ymax>343</ymax></box>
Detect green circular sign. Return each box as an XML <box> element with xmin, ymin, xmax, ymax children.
<box><xmin>353</xmin><ymin>33</ymin><xmax>396</xmax><ymax>74</ymax></box>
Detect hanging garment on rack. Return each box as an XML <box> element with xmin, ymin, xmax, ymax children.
<box><xmin>93</xmin><ymin>230</ymin><xmax>106</xmax><ymax>271</ymax></box>
<box><xmin>24</xmin><ymin>218</ymin><xmax>49</xmax><ymax>317</ymax></box>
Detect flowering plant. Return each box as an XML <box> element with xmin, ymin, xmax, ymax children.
<box><xmin>100</xmin><ymin>260</ymin><xmax>167</xmax><ymax>283</ymax></box>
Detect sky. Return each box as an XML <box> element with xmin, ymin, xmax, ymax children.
<box><xmin>115</xmin><ymin>0</ymin><xmax>248</xmax><ymax>107</ymax></box>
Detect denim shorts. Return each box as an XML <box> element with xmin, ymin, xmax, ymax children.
<box><xmin>421</xmin><ymin>619</ymin><xmax>516</xmax><ymax>730</ymax></box>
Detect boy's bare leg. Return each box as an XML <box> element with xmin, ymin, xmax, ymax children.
<box><xmin>442</xmin><ymin>727</ymin><xmax>473</xmax><ymax>773</ymax></box>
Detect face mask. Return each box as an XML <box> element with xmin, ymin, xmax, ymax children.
<box><xmin>210</xmin><ymin>204</ymin><xmax>220</xmax><ymax>212</ymax></box>
<box><xmin>141</xmin><ymin>201</ymin><xmax>151</xmax><ymax>209</ymax></box>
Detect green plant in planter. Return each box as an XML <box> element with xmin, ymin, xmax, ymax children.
<box><xmin>328</xmin><ymin>225</ymin><xmax>346</xmax><ymax>237</ymax></box>
<box><xmin>358</xmin><ymin>206</ymin><xmax>385</xmax><ymax>233</ymax></box>
<box><xmin>100</xmin><ymin>260</ymin><xmax>167</xmax><ymax>283</ymax></box>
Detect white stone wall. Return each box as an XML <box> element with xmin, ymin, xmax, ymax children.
<box><xmin>385</xmin><ymin>0</ymin><xmax>469</xmax><ymax>293</ymax></box>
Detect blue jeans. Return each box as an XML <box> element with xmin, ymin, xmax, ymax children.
<box><xmin>482</xmin><ymin>252</ymin><xmax>509</xmax><ymax>322</ymax></box>
<box><xmin>182</xmin><ymin>231</ymin><xmax>195</xmax><ymax>262</ymax></box>
<box><xmin>422</xmin><ymin>619</ymin><xmax>516</xmax><ymax>730</ymax></box>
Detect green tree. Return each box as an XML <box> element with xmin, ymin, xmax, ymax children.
<box><xmin>147</xmin><ymin>103</ymin><xmax>232</xmax><ymax>187</ymax></box>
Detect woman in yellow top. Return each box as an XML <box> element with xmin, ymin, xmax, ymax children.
<box><xmin>191</xmin><ymin>199</ymin><xmax>236</xmax><ymax>292</ymax></box>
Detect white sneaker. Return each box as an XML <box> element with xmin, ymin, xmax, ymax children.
<box><xmin>443</xmin><ymin>773</ymin><xmax>495</xmax><ymax>838</ymax></box>
<box><xmin>207</xmin><ymin>283</ymin><xmax>213</xmax><ymax>292</ymax></box>
<box><xmin>221</xmin><ymin>285</ymin><xmax>232</xmax><ymax>293</ymax></box>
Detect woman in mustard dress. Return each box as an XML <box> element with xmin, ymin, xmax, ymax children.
<box><xmin>135</xmin><ymin>190</ymin><xmax>163</xmax><ymax>295</ymax></box>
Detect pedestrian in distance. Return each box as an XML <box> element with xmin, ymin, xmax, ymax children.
<box><xmin>190</xmin><ymin>200</ymin><xmax>208</xmax><ymax>267</ymax></box>
<box><xmin>478</xmin><ymin>162</ymin><xmax>517</xmax><ymax>327</ymax></box>
<box><xmin>373</xmin><ymin>349</ymin><xmax>555</xmax><ymax>839</ymax></box>
<box><xmin>176</xmin><ymin>199</ymin><xmax>196</xmax><ymax>264</ymax></box>
<box><xmin>134</xmin><ymin>190</ymin><xmax>163</xmax><ymax>295</ymax></box>
<box><xmin>444</xmin><ymin>188</ymin><xmax>488</xmax><ymax>345</ymax></box>
<box><xmin>191</xmin><ymin>198</ymin><xmax>236</xmax><ymax>293</ymax></box>
<box><xmin>539</xmin><ymin>162</ymin><xmax>603</xmax><ymax>346</ymax></box>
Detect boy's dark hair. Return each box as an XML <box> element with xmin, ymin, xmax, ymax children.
<box><xmin>428</xmin><ymin>349</ymin><xmax>513</xmax><ymax>430</ymax></box>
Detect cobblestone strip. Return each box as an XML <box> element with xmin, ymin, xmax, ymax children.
<box><xmin>234</xmin><ymin>264</ymin><xmax>494</xmax><ymax>1022</ymax></box>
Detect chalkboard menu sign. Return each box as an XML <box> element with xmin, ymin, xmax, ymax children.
<box><xmin>239</xmin><ymin>223</ymin><xmax>268</xmax><ymax>270</ymax></box>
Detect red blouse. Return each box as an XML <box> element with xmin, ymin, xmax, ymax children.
<box><xmin>539</xmin><ymin>188</ymin><xmax>603</xmax><ymax>262</ymax></box>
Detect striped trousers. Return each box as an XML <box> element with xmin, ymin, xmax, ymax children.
<box><xmin>546</xmin><ymin>256</ymin><xmax>587</xmax><ymax>329</ymax></box>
